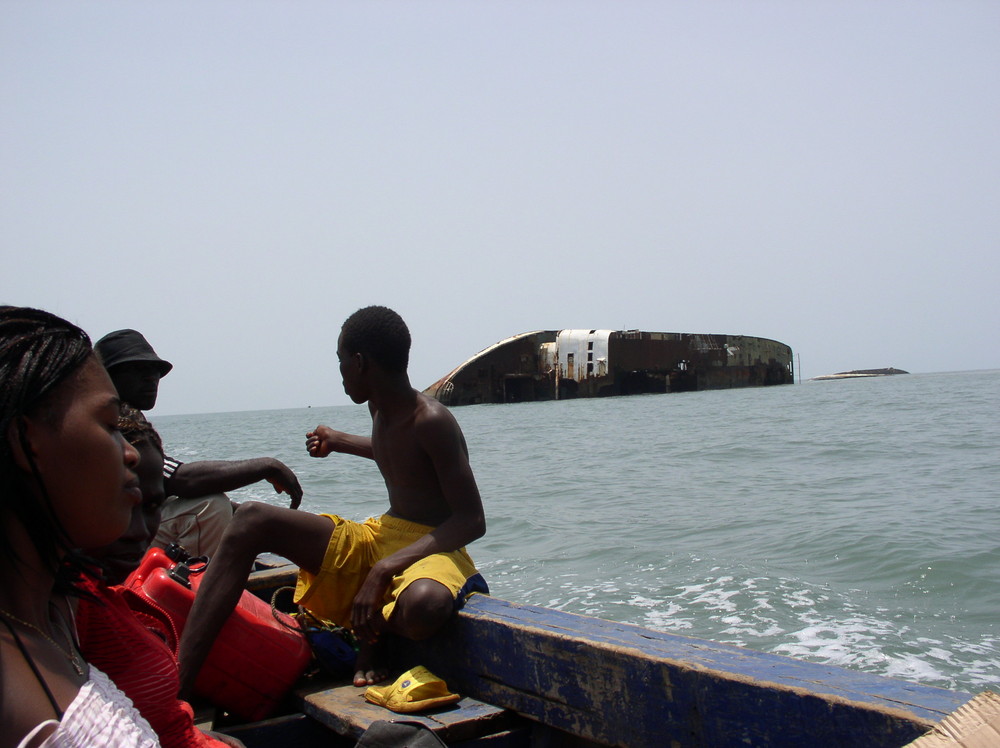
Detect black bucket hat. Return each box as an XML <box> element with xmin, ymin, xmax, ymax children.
<box><xmin>94</xmin><ymin>329</ymin><xmax>173</xmax><ymax>377</ymax></box>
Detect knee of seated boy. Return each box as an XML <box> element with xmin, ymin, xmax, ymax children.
<box><xmin>395</xmin><ymin>579</ymin><xmax>455</xmax><ymax>640</ymax></box>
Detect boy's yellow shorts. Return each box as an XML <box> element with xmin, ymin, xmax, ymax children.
<box><xmin>294</xmin><ymin>513</ymin><xmax>482</xmax><ymax>629</ymax></box>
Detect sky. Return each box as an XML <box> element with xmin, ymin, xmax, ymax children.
<box><xmin>3</xmin><ymin>1</ymin><xmax>998</xmax><ymax>416</ymax></box>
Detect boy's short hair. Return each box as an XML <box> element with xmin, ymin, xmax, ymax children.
<box><xmin>341</xmin><ymin>306</ymin><xmax>411</xmax><ymax>373</ymax></box>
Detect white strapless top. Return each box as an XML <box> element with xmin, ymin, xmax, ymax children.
<box><xmin>17</xmin><ymin>665</ymin><xmax>160</xmax><ymax>747</ymax></box>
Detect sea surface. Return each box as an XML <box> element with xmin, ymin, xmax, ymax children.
<box><xmin>154</xmin><ymin>369</ymin><xmax>1000</xmax><ymax>696</ymax></box>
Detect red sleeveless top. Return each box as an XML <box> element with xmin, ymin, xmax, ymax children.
<box><xmin>75</xmin><ymin>574</ymin><xmax>229</xmax><ymax>748</ymax></box>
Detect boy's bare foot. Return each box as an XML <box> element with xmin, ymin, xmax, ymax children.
<box><xmin>353</xmin><ymin>639</ymin><xmax>388</xmax><ymax>686</ymax></box>
<box><xmin>353</xmin><ymin>666</ymin><xmax>389</xmax><ymax>687</ymax></box>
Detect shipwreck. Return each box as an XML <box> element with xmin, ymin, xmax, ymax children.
<box><xmin>423</xmin><ymin>329</ymin><xmax>794</xmax><ymax>406</ymax></box>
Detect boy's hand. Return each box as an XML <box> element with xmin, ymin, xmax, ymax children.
<box><xmin>306</xmin><ymin>427</ymin><xmax>375</xmax><ymax>461</ymax></box>
<box><xmin>351</xmin><ymin>562</ymin><xmax>393</xmax><ymax>642</ymax></box>
<box><xmin>306</xmin><ymin>426</ymin><xmax>339</xmax><ymax>458</ymax></box>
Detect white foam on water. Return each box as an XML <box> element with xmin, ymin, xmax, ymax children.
<box><xmin>883</xmin><ymin>654</ymin><xmax>949</xmax><ymax>684</ymax></box>
<box><xmin>721</xmin><ymin>620</ymin><xmax>785</xmax><ymax>639</ymax></box>
<box><xmin>478</xmin><ymin>556</ymin><xmax>1000</xmax><ymax>691</ymax></box>
<box><xmin>773</xmin><ymin>619</ymin><xmax>891</xmax><ymax>671</ymax></box>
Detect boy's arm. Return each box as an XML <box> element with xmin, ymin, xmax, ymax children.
<box><xmin>350</xmin><ymin>408</ymin><xmax>485</xmax><ymax>636</ymax></box>
<box><xmin>165</xmin><ymin>458</ymin><xmax>304</xmax><ymax>509</ymax></box>
<box><xmin>306</xmin><ymin>425</ymin><xmax>374</xmax><ymax>460</ymax></box>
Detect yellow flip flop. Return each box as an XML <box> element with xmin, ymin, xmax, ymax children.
<box><xmin>364</xmin><ymin>666</ymin><xmax>461</xmax><ymax>713</ymax></box>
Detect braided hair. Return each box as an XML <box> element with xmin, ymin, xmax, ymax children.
<box><xmin>0</xmin><ymin>306</ymin><xmax>94</xmax><ymax>581</ymax></box>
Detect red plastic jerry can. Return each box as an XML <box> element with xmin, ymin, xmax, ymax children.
<box><xmin>125</xmin><ymin>545</ymin><xmax>176</xmax><ymax>590</ymax></box>
<box><xmin>125</xmin><ymin>549</ymin><xmax>311</xmax><ymax>722</ymax></box>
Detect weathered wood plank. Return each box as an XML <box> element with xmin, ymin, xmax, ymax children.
<box><xmin>396</xmin><ymin>595</ymin><xmax>973</xmax><ymax>748</ymax></box>
<box><xmin>246</xmin><ymin>563</ymin><xmax>298</xmax><ymax>598</ymax></box>
<box><xmin>294</xmin><ymin>677</ymin><xmax>519</xmax><ymax>744</ymax></box>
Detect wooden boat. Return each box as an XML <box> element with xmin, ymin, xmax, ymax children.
<box><xmin>210</xmin><ymin>565</ymin><xmax>976</xmax><ymax>748</ymax></box>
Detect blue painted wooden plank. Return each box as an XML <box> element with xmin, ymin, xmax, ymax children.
<box><xmin>460</xmin><ymin>597</ymin><xmax>968</xmax><ymax>718</ymax></box>
<box><xmin>397</xmin><ymin>595</ymin><xmax>972</xmax><ymax>748</ymax></box>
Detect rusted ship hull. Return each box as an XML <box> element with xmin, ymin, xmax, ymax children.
<box><xmin>424</xmin><ymin>329</ymin><xmax>794</xmax><ymax>406</ymax></box>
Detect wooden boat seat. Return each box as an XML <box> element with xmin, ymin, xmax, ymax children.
<box><xmin>293</xmin><ymin>676</ymin><xmax>522</xmax><ymax>745</ymax></box>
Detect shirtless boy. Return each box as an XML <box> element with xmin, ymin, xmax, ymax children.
<box><xmin>177</xmin><ymin>306</ymin><xmax>486</xmax><ymax>691</ymax></box>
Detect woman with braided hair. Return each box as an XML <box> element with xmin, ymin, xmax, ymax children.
<box><xmin>0</xmin><ymin>306</ymin><xmax>159</xmax><ymax>747</ymax></box>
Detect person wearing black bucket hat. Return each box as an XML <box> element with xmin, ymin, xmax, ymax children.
<box><xmin>95</xmin><ymin>328</ymin><xmax>173</xmax><ymax>374</ymax></box>
<box><xmin>95</xmin><ymin>328</ymin><xmax>304</xmax><ymax>557</ymax></box>
<box><xmin>95</xmin><ymin>329</ymin><xmax>173</xmax><ymax>411</ymax></box>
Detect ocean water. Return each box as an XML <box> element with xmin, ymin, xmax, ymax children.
<box><xmin>154</xmin><ymin>369</ymin><xmax>1000</xmax><ymax>695</ymax></box>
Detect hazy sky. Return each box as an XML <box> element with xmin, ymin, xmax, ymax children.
<box><xmin>3</xmin><ymin>2</ymin><xmax>997</xmax><ymax>416</ymax></box>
